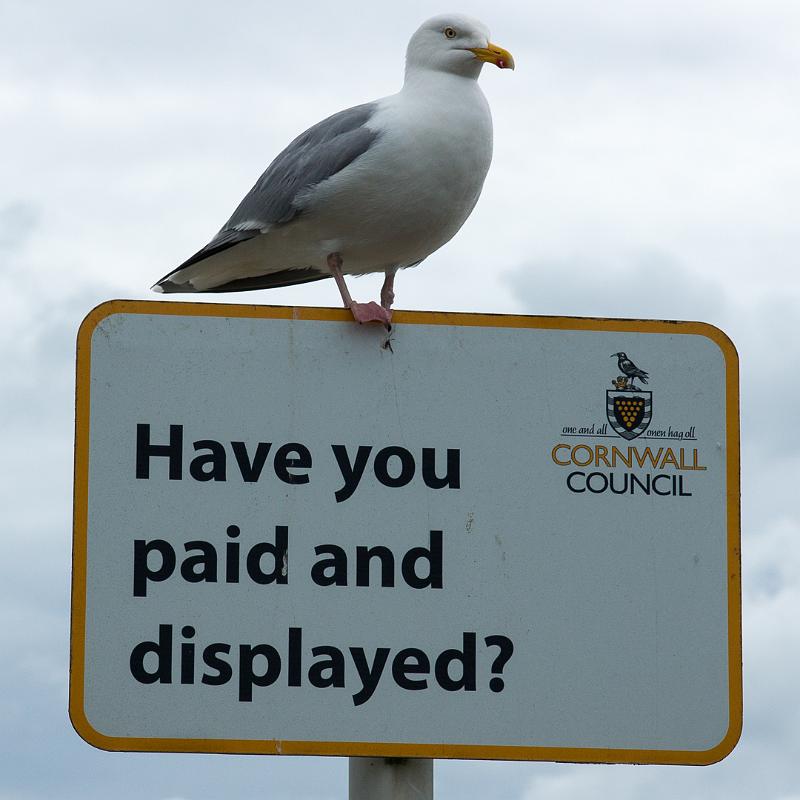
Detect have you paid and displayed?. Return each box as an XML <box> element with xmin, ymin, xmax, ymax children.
<box><xmin>131</xmin><ymin>423</ymin><xmax>514</xmax><ymax>708</ymax></box>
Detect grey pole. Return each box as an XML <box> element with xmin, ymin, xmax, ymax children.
<box><xmin>349</xmin><ymin>757</ymin><xmax>433</xmax><ymax>800</ymax></box>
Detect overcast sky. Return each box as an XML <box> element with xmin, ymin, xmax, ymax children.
<box><xmin>2</xmin><ymin>0</ymin><xmax>799</xmax><ymax>797</ymax></box>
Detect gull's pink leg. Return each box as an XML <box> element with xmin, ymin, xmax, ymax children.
<box><xmin>327</xmin><ymin>252</ymin><xmax>392</xmax><ymax>326</ymax></box>
<box><xmin>380</xmin><ymin>268</ymin><xmax>396</xmax><ymax>312</ymax></box>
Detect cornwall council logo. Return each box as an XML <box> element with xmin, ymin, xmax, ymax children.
<box><xmin>607</xmin><ymin>352</ymin><xmax>652</xmax><ymax>440</ymax></box>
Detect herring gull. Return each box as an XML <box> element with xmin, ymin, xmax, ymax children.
<box><xmin>152</xmin><ymin>14</ymin><xmax>514</xmax><ymax>325</ymax></box>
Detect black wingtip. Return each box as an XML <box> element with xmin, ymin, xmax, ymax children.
<box><xmin>152</xmin><ymin>229</ymin><xmax>262</xmax><ymax>291</ymax></box>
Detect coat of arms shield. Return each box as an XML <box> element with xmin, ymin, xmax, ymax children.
<box><xmin>607</xmin><ymin>390</ymin><xmax>652</xmax><ymax>440</ymax></box>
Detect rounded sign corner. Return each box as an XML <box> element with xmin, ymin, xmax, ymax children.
<box><xmin>693</xmin><ymin>713</ymin><xmax>744</xmax><ymax>766</ymax></box>
<box><xmin>77</xmin><ymin>299</ymin><xmax>129</xmax><ymax>344</ymax></box>
<box><xmin>69</xmin><ymin>701</ymin><xmax>121</xmax><ymax>753</ymax></box>
<box><xmin>687</xmin><ymin>321</ymin><xmax>740</xmax><ymax>370</ymax></box>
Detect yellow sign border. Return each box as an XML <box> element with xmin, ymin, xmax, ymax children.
<box><xmin>71</xmin><ymin>299</ymin><xmax>742</xmax><ymax>765</ymax></box>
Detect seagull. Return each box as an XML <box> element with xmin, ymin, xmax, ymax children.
<box><xmin>611</xmin><ymin>352</ymin><xmax>649</xmax><ymax>390</ymax></box>
<box><xmin>151</xmin><ymin>14</ymin><xmax>514</xmax><ymax>326</ymax></box>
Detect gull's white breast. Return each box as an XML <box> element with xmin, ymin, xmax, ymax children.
<box><xmin>297</xmin><ymin>74</ymin><xmax>494</xmax><ymax>274</ymax></box>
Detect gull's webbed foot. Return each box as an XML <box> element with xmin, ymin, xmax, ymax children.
<box><xmin>349</xmin><ymin>301</ymin><xmax>393</xmax><ymax>326</ymax></box>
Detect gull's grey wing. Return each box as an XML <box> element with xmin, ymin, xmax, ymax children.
<box><xmin>153</xmin><ymin>102</ymin><xmax>380</xmax><ymax>290</ymax></box>
<box><xmin>228</xmin><ymin>101</ymin><xmax>379</xmax><ymax>228</ymax></box>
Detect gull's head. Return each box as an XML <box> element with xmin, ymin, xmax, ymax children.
<box><xmin>405</xmin><ymin>13</ymin><xmax>515</xmax><ymax>81</ymax></box>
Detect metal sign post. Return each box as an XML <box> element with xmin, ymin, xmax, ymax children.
<box><xmin>70</xmin><ymin>301</ymin><xmax>741</xmax><ymax>768</ymax></box>
<box><xmin>349</xmin><ymin>758</ymin><xmax>433</xmax><ymax>800</ymax></box>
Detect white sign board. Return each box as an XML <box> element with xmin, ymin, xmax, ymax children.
<box><xmin>70</xmin><ymin>301</ymin><xmax>741</xmax><ymax>764</ymax></box>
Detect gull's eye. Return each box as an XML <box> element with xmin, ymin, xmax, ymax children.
<box><xmin>443</xmin><ymin>26</ymin><xmax>457</xmax><ymax>39</ymax></box>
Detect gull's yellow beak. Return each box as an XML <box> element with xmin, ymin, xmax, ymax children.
<box><xmin>470</xmin><ymin>42</ymin><xmax>515</xmax><ymax>70</ymax></box>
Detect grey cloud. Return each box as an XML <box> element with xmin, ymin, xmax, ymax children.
<box><xmin>505</xmin><ymin>250</ymin><xmax>729</xmax><ymax>321</ymax></box>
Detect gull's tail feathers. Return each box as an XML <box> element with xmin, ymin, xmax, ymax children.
<box><xmin>151</xmin><ymin>229</ymin><xmax>330</xmax><ymax>294</ymax></box>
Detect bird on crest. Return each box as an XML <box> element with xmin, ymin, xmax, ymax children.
<box><xmin>611</xmin><ymin>352</ymin><xmax>649</xmax><ymax>391</ymax></box>
<box><xmin>152</xmin><ymin>14</ymin><xmax>514</xmax><ymax>327</ymax></box>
